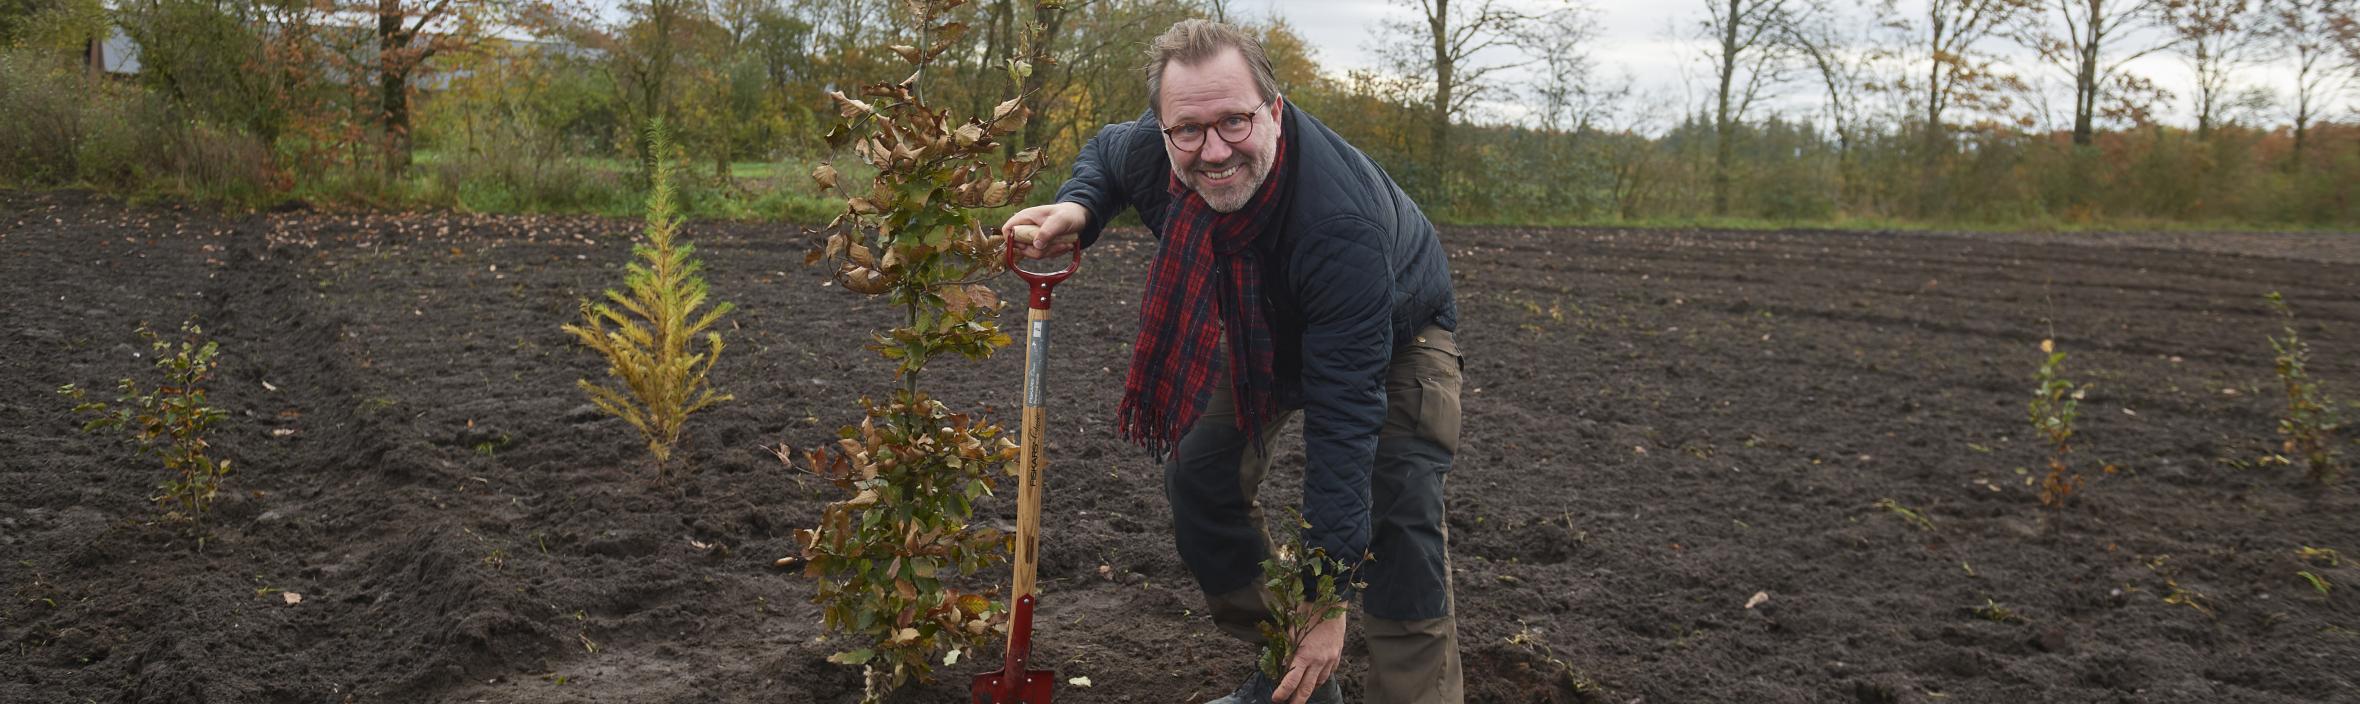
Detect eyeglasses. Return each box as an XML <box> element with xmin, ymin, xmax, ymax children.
<box><xmin>1160</xmin><ymin>101</ymin><xmax>1269</xmax><ymax>153</ymax></box>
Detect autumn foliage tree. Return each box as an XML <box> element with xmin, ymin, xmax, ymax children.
<box><xmin>364</xmin><ymin>0</ymin><xmax>492</xmax><ymax>174</ymax></box>
<box><xmin>563</xmin><ymin>123</ymin><xmax>734</xmax><ymax>475</ymax></box>
<box><xmin>787</xmin><ymin>1</ymin><xmax>1057</xmax><ymax>700</ymax></box>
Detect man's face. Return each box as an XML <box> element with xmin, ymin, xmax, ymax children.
<box><xmin>1158</xmin><ymin>48</ymin><xmax>1281</xmax><ymax>213</ymax></box>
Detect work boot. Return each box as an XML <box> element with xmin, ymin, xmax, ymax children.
<box><xmin>1203</xmin><ymin>668</ymin><xmax>1343</xmax><ymax>704</ymax></box>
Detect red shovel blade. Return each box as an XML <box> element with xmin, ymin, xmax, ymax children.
<box><xmin>971</xmin><ymin>594</ymin><xmax>1055</xmax><ymax>703</ymax></box>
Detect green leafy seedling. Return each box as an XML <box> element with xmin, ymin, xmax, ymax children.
<box><xmin>59</xmin><ymin>320</ymin><xmax>231</xmax><ymax>519</ymax></box>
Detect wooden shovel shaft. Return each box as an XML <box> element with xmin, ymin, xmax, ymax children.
<box><xmin>1011</xmin><ymin>305</ymin><xmax>1050</xmax><ymax>599</ymax></box>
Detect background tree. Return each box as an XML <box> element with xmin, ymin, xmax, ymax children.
<box><xmin>2018</xmin><ymin>0</ymin><xmax>2173</xmax><ymax>147</ymax></box>
<box><xmin>1698</xmin><ymin>0</ymin><xmax>1806</xmax><ymax>215</ymax></box>
<box><xmin>1378</xmin><ymin>0</ymin><xmax>1540</xmax><ymax>204</ymax></box>
<box><xmin>116</xmin><ymin>0</ymin><xmax>316</xmax><ymax>143</ymax></box>
<box><xmin>2164</xmin><ymin>0</ymin><xmax>2271</xmax><ymax>139</ymax></box>
<box><xmin>1881</xmin><ymin>0</ymin><xmax>2035</xmax><ymax>213</ymax></box>
<box><xmin>2269</xmin><ymin>0</ymin><xmax>2355</xmax><ymax>169</ymax></box>
<box><xmin>1520</xmin><ymin>3</ymin><xmax>1621</xmax><ymax>215</ymax></box>
<box><xmin>0</xmin><ymin>0</ymin><xmax>106</xmax><ymax>54</ymax></box>
<box><xmin>1789</xmin><ymin>5</ymin><xmax>1881</xmax><ymax>210</ymax></box>
<box><xmin>368</xmin><ymin>0</ymin><xmax>494</xmax><ymax>174</ymax></box>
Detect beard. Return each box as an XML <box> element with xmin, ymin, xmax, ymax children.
<box><xmin>1181</xmin><ymin>150</ymin><xmax>1272</xmax><ymax>213</ymax></box>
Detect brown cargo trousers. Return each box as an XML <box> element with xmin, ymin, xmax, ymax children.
<box><xmin>1164</xmin><ymin>325</ymin><xmax>1465</xmax><ymax>704</ymax></box>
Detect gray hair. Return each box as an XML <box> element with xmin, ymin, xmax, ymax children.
<box><xmin>1145</xmin><ymin>19</ymin><xmax>1280</xmax><ymax>115</ymax></box>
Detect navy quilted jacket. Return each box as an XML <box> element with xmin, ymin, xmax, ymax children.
<box><xmin>1054</xmin><ymin>104</ymin><xmax>1458</xmax><ymax>570</ymax></box>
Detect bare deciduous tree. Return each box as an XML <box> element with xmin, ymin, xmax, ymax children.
<box><xmin>1522</xmin><ymin>5</ymin><xmax>1628</xmax><ymax>214</ymax></box>
<box><xmin>1881</xmin><ymin>0</ymin><xmax>2033</xmax><ymax>207</ymax></box>
<box><xmin>1378</xmin><ymin>0</ymin><xmax>1540</xmax><ymax>191</ymax></box>
<box><xmin>2019</xmin><ymin>0</ymin><xmax>2172</xmax><ymax>146</ymax></box>
<box><xmin>1523</xmin><ymin>3</ymin><xmax>1606</xmax><ymax>133</ymax></box>
<box><xmin>1698</xmin><ymin>0</ymin><xmax>1806</xmax><ymax>215</ymax></box>
<box><xmin>2163</xmin><ymin>0</ymin><xmax>2271</xmax><ymax>139</ymax></box>
<box><xmin>1788</xmin><ymin>7</ymin><xmax>1880</xmax><ymax>209</ymax></box>
<box><xmin>2270</xmin><ymin>0</ymin><xmax>2355</xmax><ymax>169</ymax></box>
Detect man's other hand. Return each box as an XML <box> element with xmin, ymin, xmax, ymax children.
<box><xmin>1271</xmin><ymin>607</ymin><xmax>1346</xmax><ymax>704</ymax></box>
<box><xmin>1001</xmin><ymin>202</ymin><xmax>1087</xmax><ymax>260</ymax></box>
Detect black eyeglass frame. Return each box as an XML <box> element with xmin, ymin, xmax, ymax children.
<box><xmin>1158</xmin><ymin>99</ymin><xmax>1272</xmax><ymax>153</ymax></box>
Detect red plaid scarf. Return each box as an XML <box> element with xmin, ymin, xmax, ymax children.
<box><xmin>1116</xmin><ymin>117</ymin><xmax>1290</xmax><ymax>458</ymax></box>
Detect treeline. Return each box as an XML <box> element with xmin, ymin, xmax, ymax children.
<box><xmin>2</xmin><ymin>0</ymin><xmax>2357</xmax><ymax>227</ymax></box>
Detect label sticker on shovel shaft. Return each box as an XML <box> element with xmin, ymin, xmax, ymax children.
<box><xmin>1025</xmin><ymin>319</ymin><xmax>1048</xmax><ymax>407</ymax></box>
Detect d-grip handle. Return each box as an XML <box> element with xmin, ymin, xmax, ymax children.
<box><xmin>1001</xmin><ymin>226</ymin><xmax>1080</xmax><ymax>310</ymax></box>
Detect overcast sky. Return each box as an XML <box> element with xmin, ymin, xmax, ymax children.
<box><xmin>584</xmin><ymin>0</ymin><xmax>2355</xmax><ymax>132</ymax></box>
<box><xmin>1218</xmin><ymin>0</ymin><xmax>2352</xmax><ymax>132</ymax></box>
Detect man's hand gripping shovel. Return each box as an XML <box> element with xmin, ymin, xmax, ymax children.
<box><xmin>972</xmin><ymin>229</ymin><xmax>1079</xmax><ymax>704</ymax></box>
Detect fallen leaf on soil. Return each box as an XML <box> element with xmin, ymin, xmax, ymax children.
<box><xmin>271</xmin><ymin>428</ymin><xmax>298</xmax><ymax>438</ymax></box>
<box><xmin>261</xmin><ymin>380</ymin><xmax>278</xmax><ymax>392</ymax></box>
<box><xmin>1068</xmin><ymin>677</ymin><xmax>1092</xmax><ymax>687</ymax></box>
<box><xmin>1745</xmin><ymin>591</ymin><xmax>1769</xmax><ymax>609</ymax></box>
<box><xmin>282</xmin><ymin>592</ymin><xmax>302</xmax><ymax>605</ymax></box>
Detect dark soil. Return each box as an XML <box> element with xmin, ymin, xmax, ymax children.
<box><xmin>5</xmin><ymin>188</ymin><xmax>2357</xmax><ymax>704</ymax></box>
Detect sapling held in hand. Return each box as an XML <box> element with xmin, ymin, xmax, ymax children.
<box><xmin>1256</xmin><ymin>512</ymin><xmax>1366</xmax><ymax>684</ymax></box>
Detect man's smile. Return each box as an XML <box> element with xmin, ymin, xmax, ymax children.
<box><xmin>1198</xmin><ymin>163</ymin><xmax>1242</xmax><ymax>183</ymax></box>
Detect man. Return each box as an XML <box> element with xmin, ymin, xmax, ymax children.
<box><xmin>1001</xmin><ymin>19</ymin><xmax>1463</xmax><ymax>704</ymax></box>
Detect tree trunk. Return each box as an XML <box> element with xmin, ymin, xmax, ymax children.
<box><xmin>1921</xmin><ymin>28</ymin><xmax>1945</xmax><ymax>216</ymax></box>
<box><xmin>1712</xmin><ymin>0</ymin><xmax>1740</xmax><ymax>217</ymax></box>
<box><xmin>2072</xmin><ymin>45</ymin><xmax>2098</xmax><ymax>146</ymax></box>
<box><xmin>1015</xmin><ymin>2</ymin><xmax>1064</xmax><ymax>157</ymax></box>
<box><xmin>1428</xmin><ymin>0</ymin><xmax>1453</xmax><ymax>199</ymax></box>
<box><xmin>2291</xmin><ymin>116</ymin><xmax>2309</xmax><ymax>173</ymax></box>
<box><xmin>379</xmin><ymin>0</ymin><xmax>413</xmax><ymax>175</ymax></box>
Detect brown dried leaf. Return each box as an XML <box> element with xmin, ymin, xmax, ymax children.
<box><xmin>841</xmin><ymin>266</ymin><xmax>897</xmax><ymax>294</ymax></box>
<box><xmin>989</xmin><ymin>104</ymin><xmax>1029</xmax><ymax>136</ymax></box>
<box><xmin>953</xmin><ymin>123</ymin><xmax>986</xmax><ymax>148</ymax></box>
<box><xmin>830</xmin><ymin>91</ymin><xmax>874</xmax><ymax>118</ymax></box>
<box><xmin>891</xmin><ymin>44</ymin><xmax>923</xmax><ymax>65</ymax></box>
<box><xmin>937</xmin><ymin>284</ymin><xmax>970</xmax><ymax>311</ymax></box>
<box><xmin>812</xmin><ymin>163</ymin><xmax>839</xmax><ymax>191</ymax></box>
<box><xmin>966</xmin><ymin>285</ymin><xmax>1000</xmax><ymax>311</ymax></box>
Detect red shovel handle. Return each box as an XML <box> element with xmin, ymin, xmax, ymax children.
<box><xmin>1002</xmin><ymin>226</ymin><xmax>1080</xmax><ymax>310</ymax></box>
